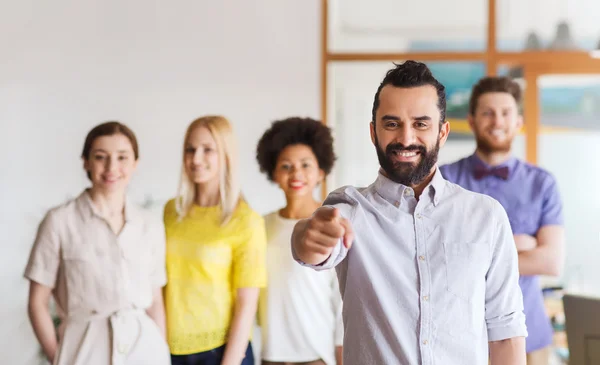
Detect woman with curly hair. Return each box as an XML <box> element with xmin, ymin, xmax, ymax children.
<box><xmin>256</xmin><ymin>117</ymin><xmax>343</xmax><ymax>365</ymax></box>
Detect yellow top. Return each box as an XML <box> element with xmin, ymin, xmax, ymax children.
<box><xmin>163</xmin><ymin>199</ymin><xmax>267</xmax><ymax>355</ymax></box>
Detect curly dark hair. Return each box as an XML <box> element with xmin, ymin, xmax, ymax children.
<box><xmin>256</xmin><ymin>117</ymin><xmax>336</xmax><ymax>182</ymax></box>
<box><xmin>371</xmin><ymin>60</ymin><xmax>446</xmax><ymax>127</ymax></box>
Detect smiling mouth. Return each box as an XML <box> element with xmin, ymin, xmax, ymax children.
<box><xmin>390</xmin><ymin>150</ymin><xmax>420</xmax><ymax>162</ymax></box>
<box><xmin>490</xmin><ymin>129</ymin><xmax>507</xmax><ymax>138</ymax></box>
<box><xmin>289</xmin><ymin>182</ymin><xmax>305</xmax><ymax>190</ymax></box>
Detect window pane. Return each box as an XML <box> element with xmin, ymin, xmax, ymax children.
<box><xmin>538</xmin><ymin>74</ymin><xmax>600</xmax><ymax>295</ymax></box>
<box><xmin>326</xmin><ymin>61</ymin><xmax>516</xmax><ymax>190</ymax></box>
<box><xmin>497</xmin><ymin>0</ymin><xmax>599</xmax><ymax>51</ymax></box>
<box><xmin>328</xmin><ymin>0</ymin><xmax>487</xmax><ymax>53</ymax></box>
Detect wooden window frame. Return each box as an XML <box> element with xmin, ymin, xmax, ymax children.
<box><xmin>320</xmin><ymin>0</ymin><xmax>600</xmax><ymax>198</ymax></box>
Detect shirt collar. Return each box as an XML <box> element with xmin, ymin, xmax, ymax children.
<box><xmin>374</xmin><ymin>166</ymin><xmax>446</xmax><ymax>207</ymax></box>
<box><xmin>77</xmin><ymin>189</ymin><xmax>141</xmax><ymax>223</ymax></box>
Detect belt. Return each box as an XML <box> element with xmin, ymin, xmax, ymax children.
<box><xmin>66</xmin><ymin>308</ymin><xmax>145</xmax><ymax>365</ymax></box>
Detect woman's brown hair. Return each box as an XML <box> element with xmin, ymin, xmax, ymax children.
<box><xmin>81</xmin><ymin>121</ymin><xmax>139</xmax><ymax>160</ymax></box>
<box><xmin>81</xmin><ymin>121</ymin><xmax>139</xmax><ymax>180</ymax></box>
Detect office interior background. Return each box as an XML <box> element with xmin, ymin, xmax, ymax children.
<box><xmin>2</xmin><ymin>0</ymin><xmax>600</xmax><ymax>363</ymax></box>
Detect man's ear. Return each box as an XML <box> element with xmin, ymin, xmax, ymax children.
<box><xmin>370</xmin><ymin>122</ymin><xmax>376</xmax><ymax>146</ymax></box>
<box><xmin>516</xmin><ymin>114</ymin><xmax>524</xmax><ymax>129</ymax></box>
<box><xmin>438</xmin><ymin>120</ymin><xmax>450</xmax><ymax>148</ymax></box>
<box><xmin>467</xmin><ymin>113</ymin><xmax>476</xmax><ymax>132</ymax></box>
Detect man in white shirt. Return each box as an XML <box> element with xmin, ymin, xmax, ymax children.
<box><xmin>291</xmin><ymin>60</ymin><xmax>527</xmax><ymax>364</ymax></box>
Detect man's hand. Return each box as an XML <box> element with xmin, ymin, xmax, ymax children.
<box><xmin>514</xmin><ymin>234</ymin><xmax>537</xmax><ymax>252</ymax></box>
<box><xmin>292</xmin><ymin>207</ymin><xmax>354</xmax><ymax>265</ymax></box>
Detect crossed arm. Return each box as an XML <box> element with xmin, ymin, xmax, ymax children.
<box><xmin>514</xmin><ymin>225</ymin><xmax>564</xmax><ymax>276</ymax></box>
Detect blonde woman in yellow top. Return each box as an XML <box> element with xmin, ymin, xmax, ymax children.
<box><xmin>164</xmin><ymin>115</ymin><xmax>267</xmax><ymax>365</ymax></box>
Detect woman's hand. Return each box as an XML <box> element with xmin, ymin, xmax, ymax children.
<box><xmin>28</xmin><ymin>281</ymin><xmax>58</xmax><ymax>363</ymax></box>
<box><xmin>220</xmin><ymin>287</ymin><xmax>259</xmax><ymax>365</ymax></box>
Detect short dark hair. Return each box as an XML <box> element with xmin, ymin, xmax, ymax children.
<box><xmin>256</xmin><ymin>117</ymin><xmax>336</xmax><ymax>182</ymax></box>
<box><xmin>371</xmin><ymin>60</ymin><xmax>446</xmax><ymax>125</ymax></box>
<box><xmin>469</xmin><ymin>76</ymin><xmax>522</xmax><ymax>115</ymax></box>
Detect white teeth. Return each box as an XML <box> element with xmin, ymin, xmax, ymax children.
<box><xmin>491</xmin><ymin>130</ymin><xmax>506</xmax><ymax>137</ymax></box>
<box><xmin>397</xmin><ymin>151</ymin><xmax>417</xmax><ymax>157</ymax></box>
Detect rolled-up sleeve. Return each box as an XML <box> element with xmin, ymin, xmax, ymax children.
<box><xmin>232</xmin><ymin>213</ymin><xmax>267</xmax><ymax>289</ymax></box>
<box><xmin>291</xmin><ymin>190</ymin><xmax>356</xmax><ymax>271</ymax></box>
<box><xmin>540</xmin><ymin>173</ymin><xmax>563</xmax><ymax>227</ymax></box>
<box><xmin>485</xmin><ymin>201</ymin><xmax>528</xmax><ymax>341</ymax></box>
<box><xmin>24</xmin><ymin>210</ymin><xmax>61</xmax><ymax>288</ymax></box>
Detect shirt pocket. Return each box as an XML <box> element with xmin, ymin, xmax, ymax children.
<box><xmin>443</xmin><ymin>241</ymin><xmax>489</xmax><ymax>303</ymax></box>
<box><xmin>62</xmin><ymin>246</ymin><xmax>94</xmax><ymax>309</ymax></box>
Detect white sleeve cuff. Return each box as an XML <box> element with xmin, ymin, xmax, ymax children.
<box><xmin>293</xmin><ymin>241</ymin><xmax>344</xmax><ymax>271</ymax></box>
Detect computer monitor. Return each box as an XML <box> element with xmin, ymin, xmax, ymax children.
<box><xmin>563</xmin><ymin>294</ymin><xmax>600</xmax><ymax>365</ymax></box>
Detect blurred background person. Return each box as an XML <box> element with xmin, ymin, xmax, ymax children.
<box><xmin>256</xmin><ymin>117</ymin><xmax>344</xmax><ymax>365</ymax></box>
<box><xmin>440</xmin><ymin>76</ymin><xmax>565</xmax><ymax>365</ymax></box>
<box><xmin>25</xmin><ymin>121</ymin><xmax>170</xmax><ymax>365</ymax></box>
<box><xmin>163</xmin><ymin>115</ymin><xmax>267</xmax><ymax>365</ymax></box>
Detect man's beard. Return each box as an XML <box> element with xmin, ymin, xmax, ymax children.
<box><xmin>475</xmin><ymin>134</ymin><xmax>512</xmax><ymax>154</ymax></box>
<box><xmin>374</xmin><ymin>133</ymin><xmax>440</xmax><ymax>186</ymax></box>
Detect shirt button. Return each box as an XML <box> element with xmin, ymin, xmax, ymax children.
<box><xmin>394</xmin><ymin>201</ymin><xmax>400</xmax><ymax>207</ymax></box>
<box><xmin>419</xmin><ymin>255</ymin><xmax>425</xmax><ymax>261</ymax></box>
<box><xmin>416</xmin><ymin>213</ymin><xmax>422</xmax><ymax>219</ymax></box>
<box><xmin>423</xmin><ymin>339</ymin><xmax>428</xmax><ymax>345</ymax></box>
<box><xmin>423</xmin><ymin>295</ymin><xmax>429</xmax><ymax>301</ymax></box>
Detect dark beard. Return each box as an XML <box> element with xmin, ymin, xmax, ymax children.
<box><xmin>374</xmin><ymin>134</ymin><xmax>440</xmax><ymax>186</ymax></box>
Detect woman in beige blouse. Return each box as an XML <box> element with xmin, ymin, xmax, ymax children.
<box><xmin>24</xmin><ymin>121</ymin><xmax>170</xmax><ymax>365</ymax></box>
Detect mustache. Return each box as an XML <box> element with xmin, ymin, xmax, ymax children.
<box><xmin>385</xmin><ymin>143</ymin><xmax>426</xmax><ymax>155</ymax></box>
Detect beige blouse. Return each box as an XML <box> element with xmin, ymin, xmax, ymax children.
<box><xmin>24</xmin><ymin>190</ymin><xmax>170</xmax><ymax>365</ymax></box>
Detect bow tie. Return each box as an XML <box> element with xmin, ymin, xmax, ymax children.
<box><xmin>473</xmin><ymin>165</ymin><xmax>509</xmax><ymax>180</ymax></box>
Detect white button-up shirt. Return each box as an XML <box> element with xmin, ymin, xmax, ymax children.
<box><xmin>294</xmin><ymin>168</ymin><xmax>527</xmax><ymax>365</ymax></box>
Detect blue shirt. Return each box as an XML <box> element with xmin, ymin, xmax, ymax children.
<box><xmin>440</xmin><ymin>154</ymin><xmax>563</xmax><ymax>353</ymax></box>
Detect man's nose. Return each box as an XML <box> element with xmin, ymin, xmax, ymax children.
<box><xmin>395</xmin><ymin>127</ymin><xmax>417</xmax><ymax>146</ymax></box>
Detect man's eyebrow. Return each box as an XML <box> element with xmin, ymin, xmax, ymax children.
<box><xmin>413</xmin><ymin>115</ymin><xmax>432</xmax><ymax>121</ymax></box>
<box><xmin>381</xmin><ymin>115</ymin><xmax>401</xmax><ymax>121</ymax></box>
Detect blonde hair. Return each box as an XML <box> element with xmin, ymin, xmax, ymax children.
<box><xmin>175</xmin><ymin>115</ymin><xmax>241</xmax><ymax>224</ymax></box>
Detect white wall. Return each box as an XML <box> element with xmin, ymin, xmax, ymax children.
<box><xmin>540</xmin><ymin>132</ymin><xmax>600</xmax><ymax>296</ymax></box>
<box><xmin>0</xmin><ymin>1</ymin><xmax>320</xmax><ymax>363</ymax></box>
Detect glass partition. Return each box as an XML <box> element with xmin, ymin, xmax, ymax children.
<box><xmin>538</xmin><ymin>74</ymin><xmax>600</xmax><ymax>295</ymax></box>
<box><xmin>496</xmin><ymin>0</ymin><xmax>599</xmax><ymax>51</ymax></box>
<box><xmin>328</xmin><ymin>0</ymin><xmax>488</xmax><ymax>53</ymax></box>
